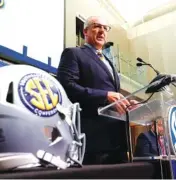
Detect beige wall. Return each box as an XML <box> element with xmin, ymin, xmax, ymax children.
<box><xmin>128</xmin><ymin>10</ymin><xmax>176</xmax><ymax>82</ymax></box>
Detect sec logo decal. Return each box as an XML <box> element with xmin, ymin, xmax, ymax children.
<box><xmin>18</xmin><ymin>73</ymin><xmax>62</xmax><ymax>117</ymax></box>
<box><xmin>168</xmin><ymin>106</ymin><xmax>176</xmax><ymax>154</ymax></box>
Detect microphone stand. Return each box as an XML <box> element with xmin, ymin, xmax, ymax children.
<box><xmin>136</xmin><ymin>62</ymin><xmax>160</xmax><ymax>76</ymax></box>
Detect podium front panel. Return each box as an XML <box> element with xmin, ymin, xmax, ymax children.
<box><xmin>98</xmin><ymin>84</ymin><xmax>176</xmax><ymax>179</ymax></box>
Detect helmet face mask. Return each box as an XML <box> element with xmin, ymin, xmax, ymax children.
<box><xmin>0</xmin><ymin>65</ymin><xmax>85</xmax><ymax>170</ymax></box>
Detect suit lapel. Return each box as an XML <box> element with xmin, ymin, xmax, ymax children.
<box><xmin>81</xmin><ymin>45</ymin><xmax>117</xmax><ymax>88</ymax></box>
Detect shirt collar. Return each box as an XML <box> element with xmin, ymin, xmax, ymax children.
<box><xmin>84</xmin><ymin>43</ymin><xmax>102</xmax><ymax>54</ymax></box>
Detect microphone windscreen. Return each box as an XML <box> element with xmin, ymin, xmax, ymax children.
<box><xmin>137</xmin><ymin>57</ymin><xmax>143</xmax><ymax>62</ymax></box>
<box><xmin>136</xmin><ymin>63</ymin><xmax>143</xmax><ymax>67</ymax></box>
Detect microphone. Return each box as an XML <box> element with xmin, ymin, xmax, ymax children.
<box><xmin>136</xmin><ymin>62</ymin><xmax>150</xmax><ymax>67</ymax></box>
<box><xmin>137</xmin><ymin>57</ymin><xmax>145</xmax><ymax>63</ymax></box>
<box><xmin>136</xmin><ymin>57</ymin><xmax>176</xmax><ymax>93</ymax></box>
<box><xmin>136</xmin><ymin>57</ymin><xmax>160</xmax><ymax>75</ymax></box>
<box><xmin>136</xmin><ymin>62</ymin><xmax>142</xmax><ymax>67</ymax></box>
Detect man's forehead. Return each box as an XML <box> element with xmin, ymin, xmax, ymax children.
<box><xmin>91</xmin><ymin>17</ymin><xmax>108</xmax><ymax>25</ymax></box>
<box><xmin>157</xmin><ymin>119</ymin><xmax>163</xmax><ymax>125</ymax></box>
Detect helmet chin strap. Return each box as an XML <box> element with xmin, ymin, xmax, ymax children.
<box><xmin>36</xmin><ymin>150</ymin><xmax>68</xmax><ymax>169</ymax></box>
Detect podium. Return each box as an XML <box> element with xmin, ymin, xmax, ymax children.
<box><xmin>98</xmin><ymin>81</ymin><xmax>176</xmax><ymax>179</ymax></box>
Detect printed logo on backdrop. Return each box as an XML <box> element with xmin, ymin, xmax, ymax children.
<box><xmin>168</xmin><ymin>106</ymin><xmax>176</xmax><ymax>154</ymax></box>
<box><xmin>18</xmin><ymin>73</ymin><xmax>62</xmax><ymax>117</ymax></box>
<box><xmin>0</xmin><ymin>0</ymin><xmax>4</xmax><ymax>8</ymax></box>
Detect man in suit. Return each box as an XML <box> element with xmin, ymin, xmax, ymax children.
<box><xmin>134</xmin><ymin>116</ymin><xmax>166</xmax><ymax>157</ymax></box>
<box><xmin>57</xmin><ymin>16</ymin><xmax>135</xmax><ymax>164</ymax></box>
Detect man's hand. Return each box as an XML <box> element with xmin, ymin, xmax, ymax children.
<box><xmin>128</xmin><ymin>99</ymin><xmax>140</xmax><ymax>110</ymax></box>
<box><xmin>107</xmin><ymin>92</ymin><xmax>130</xmax><ymax>115</ymax></box>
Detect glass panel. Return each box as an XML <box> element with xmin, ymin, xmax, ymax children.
<box><xmin>104</xmin><ymin>45</ymin><xmax>148</xmax><ymax>86</ymax></box>
<box><xmin>98</xmin><ymin>83</ymin><xmax>176</xmax><ymax>179</ymax></box>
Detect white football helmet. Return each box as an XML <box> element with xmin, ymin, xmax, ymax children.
<box><xmin>0</xmin><ymin>65</ymin><xmax>85</xmax><ymax>170</ymax></box>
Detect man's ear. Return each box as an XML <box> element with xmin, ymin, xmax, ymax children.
<box><xmin>83</xmin><ymin>28</ymin><xmax>87</xmax><ymax>37</ymax></box>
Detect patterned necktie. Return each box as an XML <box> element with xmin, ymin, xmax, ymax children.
<box><xmin>96</xmin><ymin>50</ymin><xmax>104</xmax><ymax>61</ymax></box>
<box><xmin>158</xmin><ymin>136</ymin><xmax>166</xmax><ymax>155</ymax></box>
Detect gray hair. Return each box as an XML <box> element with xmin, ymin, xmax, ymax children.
<box><xmin>149</xmin><ymin>116</ymin><xmax>164</xmax><ymax>129</ymax></box>
<box><xmin>84</xmin><ymin>16</ymin><xmax>94</xmax><ymax>29</ymax></box>
<box><xmin>84</xmin><ymin>16</ymin><xmax>108</xmax><ymax>29</ymax></box>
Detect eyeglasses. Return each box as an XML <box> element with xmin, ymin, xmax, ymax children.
<box><xmin>88</xmin><ymin>23</ymin><xmax>111</xmax><ymax>32</ymax></box>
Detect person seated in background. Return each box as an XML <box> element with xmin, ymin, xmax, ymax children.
<box><xmin>134</xmin><ymin>116</ymin><xmax>166</xmax><ymax>157</ymax></box>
